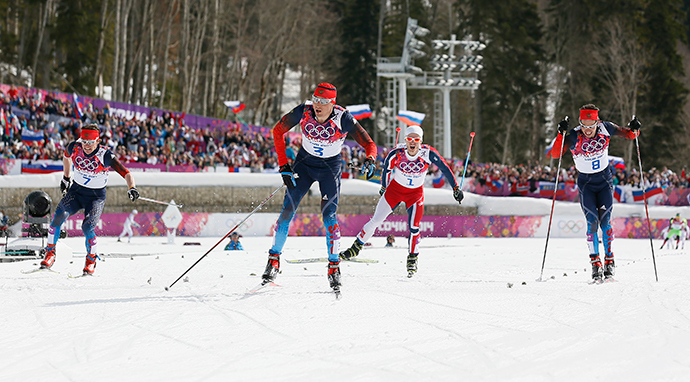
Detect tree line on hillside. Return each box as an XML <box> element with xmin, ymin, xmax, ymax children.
<box><xmin>0</xmin><ymin>0</ymin><xmax>688</xmax><ymax>169</ymax></box>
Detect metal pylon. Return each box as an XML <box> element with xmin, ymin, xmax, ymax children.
<box><xmin>385</xmin><ymin>79</ymin><xmax>398</xmax><ymax>148</ymax></box>
<box><xmin>433</xmin><ymin>91</ymin><xmax>443</xmax><ymax>148</ymax></box>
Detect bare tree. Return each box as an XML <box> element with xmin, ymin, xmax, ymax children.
<box><xmin>592</xmin><ymin>18</ymin><xmax>648</xmax><ymax>169</ymax></box>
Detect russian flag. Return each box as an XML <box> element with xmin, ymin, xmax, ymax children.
<box><xmin>1</xmin><ymin>108</ymin><xmax>9</xmax><ymax>137</ymax></box>
<box><xmin>396</xmin><ymin>110</ymin><xmax>425</xmax><ymax>126</ymax></box>
<box><xmin>22</xmin><ymin>162</ymin><xmax>64</xmax><ymax>174</ymax></box>
<box><xmin>490</xmin><ymin>179</ymin><xmax>503</xmax><ymax>192</ymax></box>
<box><xmin>544</xmin><ymin>137</ymin><xmax>555</xmax><ymax>157</ymax></box>
<box><xmin>645</xmin><ymin>186</ymin><xmax>664</xmax><ymax>198</ymax></box>
<box><xmin>613</xmin><ymin>186</ymin><xmax>624</xmax><ymax>202</ymax></box>
<box><xmin>431</xmin><ymin>171</ymin><xmax>445</xmax><ymax>188</ymax></box>
<box><xmin>73</xmin><ymin>93</ymin><xmax>84</xmax><ymax>119</ymax></box>
<box><xmin>223</xmin><ymin>101</ymin><xmax>246</xmax><ymax>113</ymax></box>
<box><xmin>632</xmin><ymin>189</ymin><xmax>645</xmax><ymax>202</ymax></box>
<box><xmin>21</xmin><ymin>128</ymin><xmax>44</xmax><ymax>144</ymax></box>
<box><xmin>609</xmin><ymin>156</ymin><xmax>625</xmax><ymax>169</ymax></box>
<box><xmin>346</xmin><ymin>104</ymin><xmax>372</xmax><ymax>120</ymax></box>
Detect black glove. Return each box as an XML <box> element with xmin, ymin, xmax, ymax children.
<box><xmin>557</xmin><ymin>117</ymin><xmax>569</xmax><ymax>134</ymax></box>
<box><xmin>379</xmin><ymin>187</ymin><xmax>386</xmax><ymax>196</ymax></box>
<box><xmin>628</xmin><ymin>116</ymin><xmax>641</xmax><ymax>131</ymax></box>
<box><xmin>453</xmin><ymin>187</ymin><xmax>464</xmax><ymax>205</ymax></box>
<box><xmin>128</xmin><ymin>187</ymin><xmax>139</xmax><ymax>202</ymax></box>
<box><xmin>362</xmin><ymin>157</ymin><xmax>376</xmax><ymax>180</ymax></box>
<box><xmin>280</xmin><ymin>163</ymin><xmax>297</xmax><ymax>189</ymax></box>
<box><xmin>60</xmin><ymin>176</ymin><xmax>71</xmax><ymax>196</ymax></box>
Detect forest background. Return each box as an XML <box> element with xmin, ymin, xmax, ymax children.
<box><xmin>2</xmin><ymin>0</ymin><xmax>689</xmax><ymax>170</ymax></box>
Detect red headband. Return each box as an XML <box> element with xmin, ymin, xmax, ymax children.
<box><xmin>579</xmin><ymin>109</ymin><xmax>599</xmax><ymax>121</ymax></box>
<box><xmin>80</xmin><ymin>129</ymin><xmax>100</xmax><ymax>141</ymax></box>
<box><xmin>314</xmin><ymin>83</ymin><xmax>337</xmax><ymax>103</ymax></box>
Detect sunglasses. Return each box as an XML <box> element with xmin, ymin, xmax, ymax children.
<box><xmin>405</xmin><ymin>136</ymin><xmax>421</xmax><ymax>143</ymax></box>
<box><xmin>312</xmin><ymin>95</ymin><xmax>335</xmax><ymax>105</ymax></box>
<box><xmin>81</xmin><ymin>139</ymin><xmax>98</xmax><ymax>145</ymax></box>
<box><xmin>580</xmin><ymin>123</ymin><xmax>597</xmax><ymax>129</ymax></box>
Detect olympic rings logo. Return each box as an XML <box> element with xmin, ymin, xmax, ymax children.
<box><xmin>398</xmin><ymin>160</ymin><xmax>425</xmax><ymax>173</ymax></box>
<box><xmin>74</xmin><ymin>156</ymin><xmax>100</xmax><ymax>172</ymax></box>
<box><xmin>581</xmin><ymin>136</ymin><xmax>607</xmax><ymax>153</ymax></box>
<box><xmin>304</xmin><ymin>122</ymin><xmax>336</xmax><ymax>140</ymax></box>
<box><xmin>558</xmin><ymin>220</ymin><xmax>585</xmax><ymax>233</ymax></box>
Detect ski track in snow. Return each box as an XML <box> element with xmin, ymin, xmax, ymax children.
<box><xmin>2</xmin><ymin>236</ymin><xmax>690</xmax><ymax>381</ymax></box>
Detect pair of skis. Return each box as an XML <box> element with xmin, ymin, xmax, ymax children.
<box><xmin>247</xmin><ymin>279</ymin><xmax>342</xmax><ymax>299</ymax></box>
<box><xmin>21</xmin><ymin>268</ymin><xmax>93</xmax><ymax>278</ymax></box>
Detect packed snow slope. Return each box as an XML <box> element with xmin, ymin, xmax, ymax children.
<box><xmin>1</xmin><ymin>235</ymin><xmax>689</xmax><ymax>382</ymax></box>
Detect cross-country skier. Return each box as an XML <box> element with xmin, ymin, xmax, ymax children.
<box><xmin>660</xmin><ymin>213</ymin><xmax>688</xmax><ymax>250</ymax></box>
<box><xmin>260</xmin><ymin>83</ymin><xmax>377</xmax><ymax>292</ymax></box>
<box><xmin>117</xmin><ymin>209</ymin><xmax>140</xmax><ymax>243</ymax></box>
<box><xmin>339</xmin><ymin>125</ymin><xmax>463</xmax><ymax>277</ymax></box>
<box><xmin>550</xmin><ymin>104</ymin><xmax>640</xmax><ymax>282</ymax></box>
<box><xmin>41</xmin><ymin>124</ymin><xmax>139</xmax><ymax>275</ymax></box>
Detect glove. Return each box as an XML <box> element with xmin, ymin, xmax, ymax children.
<box><xmin>362</xmin><ymin>156</ymin><xmax>376</xmax><ymax>180</ymax></box>
<box><xmin>60</xmin><ymin>176</ymin><xmax>71</xmax><ymax>196</ymax></box>
<box><xmin>280</xmin><ymin>163</ymin><xmax>297</xmax><ymax>189</ymax></box>
<box><xmin>557</xmin><ymin>117</ymin><xmax>569</xmax><ymax>134</ymax></box>
<box><xmin>628</xmin><ymin>116</ymin><xmax>641</xmax><ymax>131</ymax></box>
<box><xmin>379</xmin><ymin>187</ymin><xmax>386</xmax><ymax>196</ymax></box>
<box><xmin>128</xmin><ymin>187</ymin><xmax>140</xmax><ymax>202</ymax></box>
<box><xmin>453</xmin><ymin>187</ymin><xmax>464</xmax><ymax>205</ymax></box>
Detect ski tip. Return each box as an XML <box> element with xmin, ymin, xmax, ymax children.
<box><xmin>164</xmin><ymin>286</ymin><xmax>169</xmax><ymax>291</ymax></box>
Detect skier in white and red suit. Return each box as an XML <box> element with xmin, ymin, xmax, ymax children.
<box><xmin>339</xmin><ymin>125</ymin><xmax>463</xmax><ymax>277</ymax></box>
<box><xmin>550</xmin><ymin>104</ymin><xmax>640</xmax><ymax>282</ymax></box>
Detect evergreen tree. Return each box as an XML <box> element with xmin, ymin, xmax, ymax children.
<box><xmin>637</xmin><ymin>0</ymin><xmax>688</xmax><ymax>168</ymax></box>
<box><xmin>457</xmin><ymin>0</ymin><xmax>545</xmax><ymax>164</ymax></box>
<box><xmin>332</xmin><ymin>0</ymin><xmax>380</xmax><ymax>118</ymax></box>
<box><xmin>53</xmin><ymin>0</ymin><xmax>102</xmax><ymax>94</ymax></box>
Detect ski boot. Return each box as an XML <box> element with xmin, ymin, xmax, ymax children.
<box><xmin>340</xmin><ymin>239</ymin><xmax>363</xmax><ymax>260</ymax></box>
<box><xmin>262</xmin><ymin>251</ymin><xmax>280</xmax><ymax>283</ymax></box>
<box><xmin>328</xmin><ymin>260</ymin><xmax>341</xmax><ymax>291</ymax></box>
<box><xmin>83</xmin><ymin>253</ymin><xmax>98</xmax><ymax>275</ymax></box>
<box><xmin>40</xmin><ymin>245</ymin><xmax>56</xmax><ymax>269</ymax></box>
<box><xmin>604</xmin><ymin>256</ymin><xmax>615</xmax><ymax>280</ymax></box>
<box><xmin>406</xmin><ymin>253</ymin><xmax>418</xmax><ymax>278</ymax></box>
<box><xmin>590</xmin><ymin>255</ymin><xmax>603</xmax><ymax>283</ymax></box>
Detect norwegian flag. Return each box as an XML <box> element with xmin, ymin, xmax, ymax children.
<box><xmin>346</xmin><ymin>104</ymin><xmax>372</xmax><ymax>120</ymax></box>
<box><xmin>223</xmin><ymin>101</ymin><xmax>246</xmax><ymax>113</ymax></box>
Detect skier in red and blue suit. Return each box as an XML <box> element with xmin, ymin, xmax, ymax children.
<box><xmin>339</xmin><ymin>125</ymin><xmax>464</xmax><ymax>277</ymax></box>
<box><xmin>40</xmin><ymin>124</ymin><xmax>139</xmax><ymax>275</ymax></box>
<box><xmin>550</xmin><ymin>104</ymin><xmax>640</xmax><ymax>282</ymax></box>
<box><xmin>261</xmin><ymin>83</ymin><xmax>377</xmax><ymax>292</ymax></box>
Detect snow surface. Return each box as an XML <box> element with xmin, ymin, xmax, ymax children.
<box><xmin>2</xmin><ymin>235</ymin><xmax>689</xmax><ymax>381</ymax></box>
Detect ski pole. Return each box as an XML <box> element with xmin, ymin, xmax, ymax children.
<box><xmin>459</xmin><ymin>132</ymin><xmax>476</xmax><ymax>190</ymax></box>
<box><xmin>165</xmin><ymin>184</ymin><xmax>286</xmax><ymax>291</ymax></box>
<box><xmin>139</xmin><ymin>197</ymin><xmax>184</xmax><ymax>208</ymax></box>
<box><xmin>538</xmin><ymin>117</ymin><xmax>568</xmax><ymax>282</ymax></box>
<box><xmin>632</xmin><ymin>115</ymin><xmax>658</xmax><ymax>281</ymax></box>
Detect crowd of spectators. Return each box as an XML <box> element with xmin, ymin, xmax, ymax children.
<box><xmin>1</xmin><ymin>85</ymin><xmax>688</xmax><ymax>194</ymax></box>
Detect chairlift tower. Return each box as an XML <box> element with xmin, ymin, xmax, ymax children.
<box><xmin>377</xmin><ymin>18</ymin><xmax>485</xmax><ymax>157</ymax></box>
<box><xmin>376</xmin><ymin>18</ymin><xmax>427</xmax><ymax>148</ymax></box>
